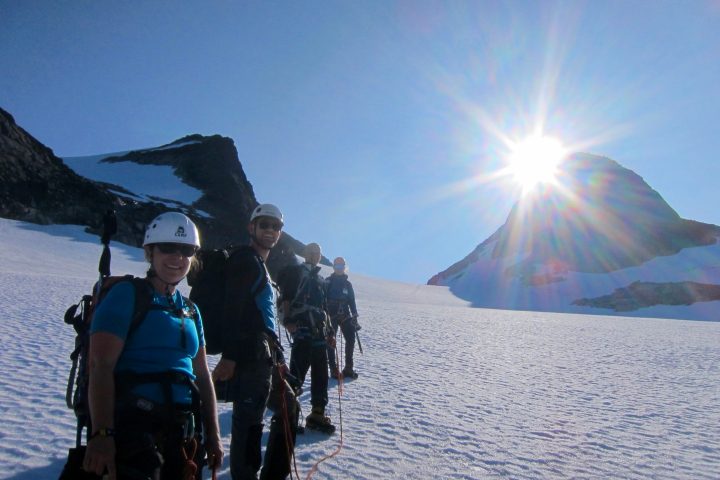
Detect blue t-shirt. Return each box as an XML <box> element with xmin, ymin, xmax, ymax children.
<box><xmin>90</xmin><ymin>280</ymin><xmax>204</xmax><ymax>405</ymax></box>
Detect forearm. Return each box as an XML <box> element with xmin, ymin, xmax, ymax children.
<box><xmin>88</xmin><ymin>363</ymin><xmax>116</xmax><ymax>433</ymax></box>
<box><xmin>193</xmin><ymin>350</ymin><xmax>221</xmax><ymax>439</ymax></box>
<box><xmin>198</xmin><ymin>373</ymin><xmax>221</xmax><ymax>439</ymax></box>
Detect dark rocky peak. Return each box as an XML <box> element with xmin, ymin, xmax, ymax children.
<box><xmin>0</xmin><ymin>107</ymin><xmax>309</xmax><ymax>276</ymax></box>
<box><xmin>96</xmin><ymin>134</ymin><xmax>258</xmax><ymax>247</ymax></box>
<box><xmin>83</xmin><ymin>133</ymin><xmax>308</xmax><ymax>271</ymax></box>
<box><xmin>0</xmin><ymin>106</ymin><xmax>117</xmax><ymax>227</ymax></box>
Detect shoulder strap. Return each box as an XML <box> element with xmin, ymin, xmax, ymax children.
<box><xmin>251</xmin><ymin>255</ymin><xmax>270</xmax><ymax>297</ymax></box>
<box><xmin>127</xmin><ymin>277</ymin><xmax>154</xmax><ymax>336</ymax></box>
<box><xmin>290</xmin><ymin>265</ymin><xmax>309</xmax><ymax>305</ymax></box>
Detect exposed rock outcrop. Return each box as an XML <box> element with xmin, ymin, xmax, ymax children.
<box><xmin>0</xmin><ymin>107</ymin><xmax>311</xmax><ymax>275</ymax></box>
<box><xmin>573</xmin><ymin>281</ymin><xmax>720</xmax><ymax>311</ymax></box>
<box><xmin>0</xmin><ymin>107</ymin><xmax>118</xmax><ymax>230</ymax></box>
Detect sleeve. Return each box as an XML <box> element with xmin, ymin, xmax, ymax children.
<box><xmin>347</xmin><ymin>280</ymin><xmax>358</xmax><ymax>317</ymax></box>
<box><xmin>221</xmin><ymin>251</ymin><xmax>263</xmax><ymax>361</ymax></box>
<box><xmin>90</xmin><ymin>281</ymin><xmax>136</xmax><ymax>340</ymax></box>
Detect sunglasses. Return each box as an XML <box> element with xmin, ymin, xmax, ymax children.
<box><xmin>155</xmin><ymin>243</ymin><xmax>198</xmax><ymax>257</ymax></box>
<box><xmin>257</xmin><ymin>220</ymin><xmax>283</xmax><ymax>231</ymax></box>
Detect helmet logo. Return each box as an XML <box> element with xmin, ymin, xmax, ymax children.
<box><xmin>175</xmin><ymin>226</ymin><xmax>187</xmax><ymax>238</ymax></box>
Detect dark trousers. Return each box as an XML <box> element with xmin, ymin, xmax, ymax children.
<box><xmin>113</xmin><ymin>409</ymin><xmax>192</xmax><ymax>480</ymax></box>
<box><xmin>261</xmin><ymin>369</ymin><xmax>299</xmax><ymax>480</ymax></box>
<box><xmin>229</xmin><ymin>359</ymin><xmax>298</xmax><ymax>480</ymax></box>
<box><xmin>289</xmin><ymin>338</ymin><xmax>329</xmax><ymax>409</ymax></box>
<box><xmin>327</xmin><ymin>314</ymin><xmax>356</xmax><ymax>372</ymax></box>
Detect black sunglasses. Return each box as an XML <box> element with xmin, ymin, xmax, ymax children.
<box><xmin>155</xmin><ymin>243</ymin><xmax>198</xmax><ymax>257</ymax></box>
<box><xmin>257</xmin><ymin>220</ymin><xmax>283</xmax><ymax>231</ymax></box>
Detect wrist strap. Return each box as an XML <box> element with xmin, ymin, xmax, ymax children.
<box><xmin>90</xmin><ymin>428</ymin><xmax>116</xmax><ymax>439</ymax></box>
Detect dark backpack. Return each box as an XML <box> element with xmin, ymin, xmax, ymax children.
<box><xmin>62</xmin><ymin>274</ymin><xmax>204</xmax><ymax>479</ymax></box>
<box><xmin>188</xmin><ymin>248</ymin><xmax>230</xmax><ymax>355</ymax></box>
<box><xmin>290</xmin><ymin>265</ymin><xmax>326</xmax><ymax>309</ymax></box>
<box><xmin>63</xmin><ymin>274</ymin><xmax>154</xmax><ymax>460</ymax></box>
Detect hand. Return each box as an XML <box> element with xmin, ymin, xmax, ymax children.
<box><xmin>326</xmin><ymin>335</ymin><xmax>336</xmax><ymax>349</ymax></box>
<box><xmin>204</xmin><ymin>435</ymin><xmax>224</xmax><ymax>470</ymax></box>
<box><xmin>285</xmin><ymin>323</ymin><xmax>298</xmax><ymax>334</ymax></box>
<box><xmin>83</xmin><ymin>436</ymin><xmax>116</xmax><ymax>479</ymax></box>
<box><xmin>212</xmin><ymin>358</ymin><xmax>236</xmax><ymax>382</ymax></box>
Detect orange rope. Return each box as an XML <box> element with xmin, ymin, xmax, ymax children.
<box><xmin>304</xmin><ymin>338</ymin><xmax>344</xmax><ymax>479</ymax></box>
<box><xmin>277</xmin><ymin>364</ymin><xmax>302</xmax><ymax>480</ymax></box>
<box><xmin>181</xmin><ymin>437</ymin><xmax>198</xmax><ymax>480</ymax></box>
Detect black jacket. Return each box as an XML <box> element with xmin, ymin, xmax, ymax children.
<box><xmin>221</xmin><ymin>245</ymin><xmax>273</xmax><ymax>363</ymax></box>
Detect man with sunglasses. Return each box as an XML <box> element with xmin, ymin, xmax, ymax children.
<box><xmin>211</xmin><ymin>203</ymin><xmax>298</xmax><ymax>480</ymax></box>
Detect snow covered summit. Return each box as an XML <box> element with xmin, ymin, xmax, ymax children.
<box><xmin>429</xmin><ymin>153</ymin><xmax>720</xmax><ymax>321</ymax></box>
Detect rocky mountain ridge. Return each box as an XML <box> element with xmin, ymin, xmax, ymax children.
<box><xmin>0</xmin><ymin>106</ymin><xmax>309</xmax><ymax>274</ymax></box>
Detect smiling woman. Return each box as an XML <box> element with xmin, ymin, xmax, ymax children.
<box><xmin>508</xmin><ymin>135</ymin><xmax>566</xmax><ymax>192</ymax></box>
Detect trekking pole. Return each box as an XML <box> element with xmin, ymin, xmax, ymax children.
<box><xmin>84</xmin><ymin>209</ymin><xmax>116</xmax><ymax>442</ymax></box>
<box><xmin>96</xmin><ymin>209</ymin><xmax>117</xmax><ymax>292</ymax></box>
<box><xmin>355</xmin><ymin>331</ymin><xmax>363</xmax><ymax>355</ymax></box>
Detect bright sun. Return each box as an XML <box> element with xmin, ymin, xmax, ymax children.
<box><xmin>508</xmin><ymin>135</ymin><xmax>566</xmax><ymax>192</ymax></box>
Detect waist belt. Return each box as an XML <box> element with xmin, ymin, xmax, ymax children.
<box><xmin>114</xmin><ymin>371</ymin><xmax>201</xmax><ymax>427</ymax></box>
<box><xmin>290</xmin><ymin>303</ymin><xmax>325</xmax><ymax>317</ymax></box>
<box><xmin>289</xmin><ymin>305</ymin><xmax>330</xmax><ymax>339</ymax></box>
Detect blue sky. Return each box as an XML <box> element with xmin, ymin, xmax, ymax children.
<box><xmin>2</xmin><ymin>1</ymin><xmax>719</xmax><ymax>283</ymax></box>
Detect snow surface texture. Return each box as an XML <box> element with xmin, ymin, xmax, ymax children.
<box><xmin>441</xmin><ymin>237</ymin><xmax>720</xmax><ymax>322</ymax></box>
<box><xmin>1</xmin><ymin>217</ymin><xmax>718</xmax><ymax>479</ymax></box>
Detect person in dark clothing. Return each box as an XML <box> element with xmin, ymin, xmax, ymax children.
<box><xmin>279</xmin><ymin>243</ymin><xmax>336</xmax><ymax>433</ymax></box>
<box><xmin>326</xmin><ymin>257</ymin><xmax>361</xmax><ymax>379</ymax></box>
<box><xmin>212</xmin><ymin>204</ymin><xmax>299</xmax><ymax>480</ymax></box>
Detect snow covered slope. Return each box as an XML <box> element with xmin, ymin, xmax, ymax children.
<box><xmin>438</xmin><ymin>236</ymin><xmax>720</xmax><ymax>321</ymax></box>
<box><xmin>1</xmin><ymin>218</ymin><xmax>719</xmax><ymax>479</ymax></box>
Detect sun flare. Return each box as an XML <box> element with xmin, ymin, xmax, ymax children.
<box><xmin>508</xmin><ymin>135</ymin><xmax>566</xmax><ymax>192</ymax></box>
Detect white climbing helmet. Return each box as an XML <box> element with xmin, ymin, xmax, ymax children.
<box><xmin>250</xmin><ymin>203</ymin><xmax>284</xmax><ymax>225</ymax></box>
<box><xmin>143</xmin><ymin>212</ymin><xmax>201</xmax><ymax>247</ymax></box>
